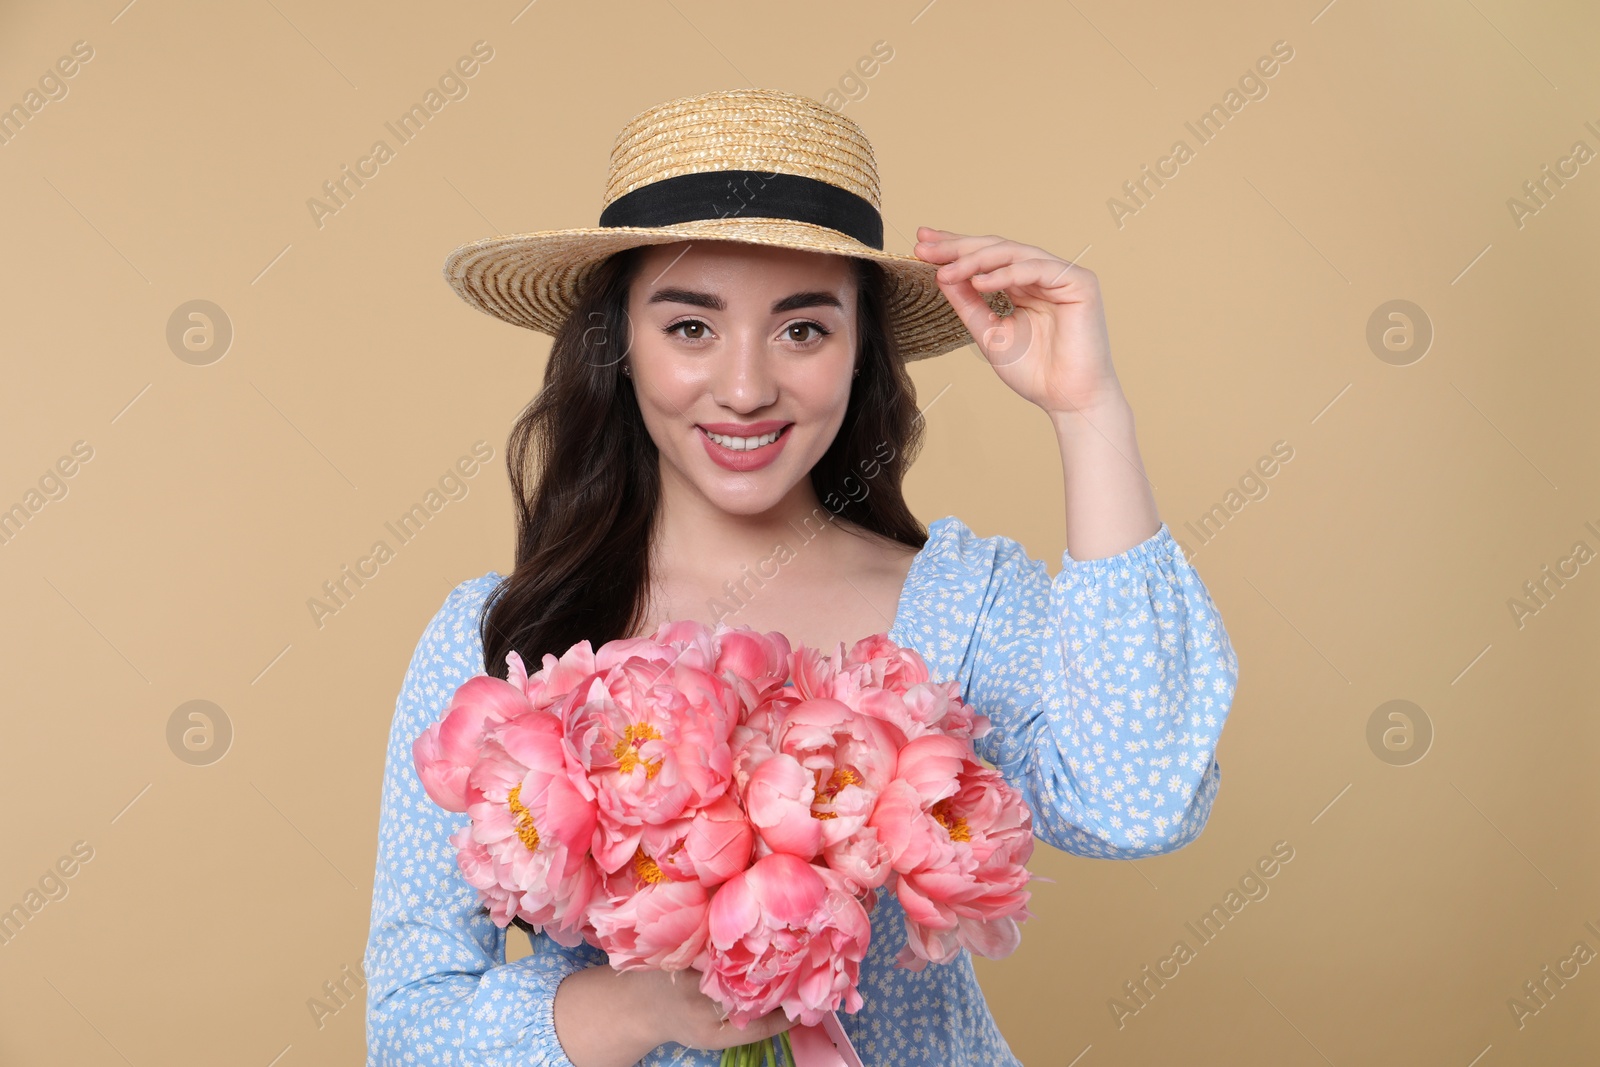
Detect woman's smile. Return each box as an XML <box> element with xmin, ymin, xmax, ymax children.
<box><xmin>696</xmin><ymin>420</ymin><xmax>795</xmax><ymax>471</ymax></box>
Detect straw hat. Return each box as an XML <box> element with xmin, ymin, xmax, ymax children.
<box><xmin>441</xmin><ymin>87</ymin><xmax>1011</xmax><ymax>361</ymax></box>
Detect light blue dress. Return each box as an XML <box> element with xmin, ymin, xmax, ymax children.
<box><xmin>365</xmin><ymin>516</ymin><xmax>1239</xmax><ymax>1065</ymax></box>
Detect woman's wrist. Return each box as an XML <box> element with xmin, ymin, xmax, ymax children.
<box><xmin>617</xmin><ymin>967</ymin><xmax>675</xmax><ymax>1048</ymax></box>
<box><xmin>552</xmin><ymin>965</ymin><xmax>663</xmax><ymax>1067</ymax></box>
<box><xmin>1044</xmin><ymin>381</ymin><xmax>1133</xmax><ymax>434</ymax></box>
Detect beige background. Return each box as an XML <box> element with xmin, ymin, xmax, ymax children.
<box><xmin>2</xmin><ymin>0</ymin><xmax>1596</xmax><ymax>1064</ymax></box>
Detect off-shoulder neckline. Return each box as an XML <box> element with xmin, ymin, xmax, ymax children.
<box><xmin>472</xmin><ymin>514</ymin><xmax>968</xmax><ymax>651</ymax></box>
<box><xmin>471</xmin><ymin>515</ymin><xmax>1184</xmax><ymax>646</ymax></box>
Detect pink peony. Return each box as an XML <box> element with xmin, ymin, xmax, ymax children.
<box><xmin>413</xmin><ymin>674</ymin><xmax>533</xmax><ymax>813</ymax></box>
<box><xmin>697</xmin><ymin>853</ymin><xmax>871</xmax><ymax>1028</ymax></box>
<box><xmin>820</xmin><ymin>828</ymin><xmax>893</xmax><ymax>905</ymax></box>
<box><xmin>588</xmin><ymin>842</ymin><xmax>711</xmax><ymax>970</ymax></box>
<box><xmin>728</xmin><ymin>688</ymin><xmax>798</xmax><ymax>789</ymax></box>
<box><xmin>450</xmin><ymin>824</ymin><xmax>520</xmax><ymax>927</ymax></box>
<box><xmin>870</xmin><ymin>743</ymin><xmax>1034</xmax><ymax>970</ymax></box>
<box><xmin>788</xmin><ymin>642</ymin><xmax>840</xmax><ymax>701</ymax></box>
<box><xmin>743</xmin><ymin>752</ymin><xmax>823</xmax><ymax>860</ymax></box>
<box><xmin>513</xmin><ymin>643</ymin><xmax>600</xmax><ymax>712</ymax></box>
<box><xmin>563</xmin><ymin>656</ymin><xmax>741</xmax><ymax>872</ymax></box>
<box><xmin>415</xmin><ymin>620</ymin><xmax>1035</xmax><ymax>1030</ymax></box>
<box><xmin>839</xmin><ymin>672</ymin><xmax>989</xmax><ymax>744</ymax></box>
<box><xmin>774</xmin><ymin>698</ymin><xmax>903</xmax><ymax>838</ymax></box>
<box><xmin>841</xmin><ymin>632</ymin><xmax>930</xmax><ymax>691</ymax></box>
<box><xmin>602</xmin><ymin>799</ymin><xmax>754</xmax><ymax>890</ymax></box>
<box><xmin>463</xmin><ymin>717</ymin><xmax>601</xmax><ymax>943</ymax></box>
<box><xmin>597</xmin><ymin>621</ymin><xmax>712</xmax><ymax>674</ymax></box>
<box><xmin>713</xmin><ymin>627</ymin><xmax>793</xmax><ymax>708</ymax></box>
<box><xmin>769</xmin><ymin>697</ymin><xmax>904</xmax><ymax>895</ymax></box>
<box><xmin>678</xmin><ymin>793</ymin><xmax>757</xmax><ymax>887</ymax></box>
<box><xmin>884</xmin><ymin>733</ymin><xmax>966</xmax><ymax>805</ymax></box>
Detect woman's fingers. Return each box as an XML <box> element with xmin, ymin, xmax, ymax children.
<box><xmin>921</xmin><ymin>237</ymin><xmax>1063</xmax><ymax>288</ymax></box>
<box><xmin>918</xmin><ymin>230</ymin><xmax>1052</xmax><ymax>258</ymax></box>
<box><xmin>701</xmin><ymin>1006</ymin><xmax>794</xmax><ymax>1050</ymax></box>
<box><xmin>933</xmin><ymin>269</ymin><xmax>1005</xmax><ymax>342</ymax></box>
<box><xmin>752</xmin><ymin>1007</ymin><xmax>796</xmax><ymax>1040</ymax></box>
<box><xmin>914</xmin><ymin>230</ymin><xmax>1008</xmax><ymax>262</ymax></box>
<box><xmin>660</xmin><ymin>967</ymin><xmax>798</xmax><ymax>1051</ymax></box>
<box><xmin>940</xmin><ymin>239</ymin><xmax>1055</xmax><ymax>276</ymax></box>
<box><xmin>968</xmin><ymin>258</ymin><xmax>1083</xmax><ymax>293</ymax></box>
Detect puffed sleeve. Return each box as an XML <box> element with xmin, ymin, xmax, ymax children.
<box><xmin>364</xmin><ymin>574</ymin><xmax>606</xmax><ymax>1067</ymax></box>
<box><xmin>899</xmin><ymin>517</ymin><xmax>1238</xmax><ymax>859</ymax></box>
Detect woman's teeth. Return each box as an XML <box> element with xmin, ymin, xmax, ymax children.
<box><xmin>704</xmin><ymin>428</ymin><xmax>784</xmax><ymax>450</ymax></box>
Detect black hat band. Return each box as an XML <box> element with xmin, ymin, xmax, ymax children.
<box><xmin>598</xmin><ymin>169</ymin><xmax>884</xmax><ymax>250</ymax></box>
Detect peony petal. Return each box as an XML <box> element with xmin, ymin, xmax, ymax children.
<box><xmin>741</xmin><ymin>853</ymin><xmax>827</xmax><ymax>924</ymax></box>
<box><xmin>684</xmin><ymin>797</ymin><xmax>756</xmax><ymax>886</ymax></box>
<box><xmin>444</xmin><ymin>675</ymin><xmax>533</xmax><ymax>739</ymax></box>
<box><xmin>893</xmin><ymin>734</ymin><xmax>966</xmax><ymax>803</ymax></box>
<box><xmin>540</xmin><ymin>772</ymin><xmax>599</xmax><ymax>853</ymax></box>
<box><xmin>707</xmin><ymin>869</ymin><xmax>763</xmax><ymax>949</ymax></box>
<box><xmin>494</xmin><ymin>710</ymin><xmax>561</xmax><ymax>760</ymax></box>
<box><xmin>744</xmin><ymin>753</ymin><xmax>823</xmax><ymax>859</ymax></box>
<box><xmin>958</xmin><ymin>915</ymin><xmax>1022</xmax><ymax>959</ymax></box>
<box><xmin>413</xmin><ymin>727</ymin><xmax>470</xmax><ymax>812</ymax></box>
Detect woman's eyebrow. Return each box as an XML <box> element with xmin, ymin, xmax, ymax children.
<box><xmin>645</xmin><ymin>288</ymin><xmax>844</xmax><ymax>314</ymax></box>
<box><xmin>771</xmin><ymin>291</ymin><xmax>844</xmax><ymax>314</ymax></box>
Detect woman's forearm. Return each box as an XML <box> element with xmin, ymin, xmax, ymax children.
<box><xmin>1049</xmin><ymin>387</ymin><xmax>1162</xmax><ymax>561</ymax></box>
<box><xmin>553</xmin><ymin>965</ymin><xmax>662</xmax><ymax>1067</ymax></box>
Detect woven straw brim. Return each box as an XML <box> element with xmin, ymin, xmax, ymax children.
<box><xmin>442</xmin><ymin>216</ymin><xmax>1011</xmax><ymax>362</ymax></box>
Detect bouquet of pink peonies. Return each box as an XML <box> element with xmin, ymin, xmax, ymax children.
<box><xmin>412</xmin><ymin>619</ymin><xmax>1035</xmax><ymax>1067</ymax></box>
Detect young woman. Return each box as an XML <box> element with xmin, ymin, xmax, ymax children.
<box><xmin>364</xmin><ymin>89</ymin><xmax>1238</xmax><ymax>1067</ymax></box>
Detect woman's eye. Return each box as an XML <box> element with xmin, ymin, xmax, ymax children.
<box><xmin>785</xmin><ymin>321</ymin><xmax>830</xmax><ymax>346</ymax></box>
<box><xmin>665</xmin><ymin>319</ymin><xmax>710</xmax><ymax>341</ymax></box>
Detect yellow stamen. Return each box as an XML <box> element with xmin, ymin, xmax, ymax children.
<box><xmin>827</xmin><ymin>768</ymin><xmax>861</xmax><ymax>792</ymax></box>
<box><xmin>811</xmin><ymin>766</ymin><xmax>862</xmax><ymax>819</ymax></box>
<box><xmin>612</xmin><ymin>722</ymin><xmax>664</xmax><ymax>778</ymax></box>
<box><xmin>507</xmin><ymin>783</ymin><xmax>540</xmax><ymax>852</ymax></box>
<box><xmin>932</xmin><ymin>799</ymin><xmax>971</xmax><ymax>843</ymax></box>
<box><xmin>634</xmin><ymin>848</ymin><xmax>667</xmax><ymax>884</ymax></box>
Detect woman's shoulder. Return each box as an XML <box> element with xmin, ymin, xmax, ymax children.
<box><xmin>887</xmin><ymin>516</ymin><xmax>1017</xmax><ymax>676</ymax></box>
<box><xmin>892</xmin><ymin>515</ymin><xmax>1019</xmax><ymax>634</ymax></box>
<box><xmin>904</xmin><ymin>514</ymin><xmax>1027</xmax><ymax>584</ymax></box>
<box><xmin>409</xmin><ymin>571</ymin><xmax>506</xmax><ymax>655</ymax></box>
<box><xmin>439</xmin><ymin>570</ymin><xmax>505</xmax><ymax>614</ymax></box>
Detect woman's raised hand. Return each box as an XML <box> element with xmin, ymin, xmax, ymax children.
<box><xmin>914</xmin><ymin>226</ymin><xmax>1123</xmax><ymax>417</ymax></box>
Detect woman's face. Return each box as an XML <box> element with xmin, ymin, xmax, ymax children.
<box><xmin>623</xmin><ymin>241</ymin><xmax>859</xmax><ymax>517</ymax></box>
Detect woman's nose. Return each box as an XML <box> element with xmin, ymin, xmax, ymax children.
<box><xmin>711</xmin><ymin>333</ymin><xmax>778</xmax><ymax>412</ymax></box>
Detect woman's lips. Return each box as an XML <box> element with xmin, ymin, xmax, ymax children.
<box><xmin>697</xmin><ymin>423</ymin><xmax>793</xmax><ymax>472</ymax></box>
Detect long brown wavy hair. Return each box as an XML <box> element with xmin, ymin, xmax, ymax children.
<box><xmin>477</xmin><ymin>244</ymin><xmax>930</xmax><ymax>681</ymax></box>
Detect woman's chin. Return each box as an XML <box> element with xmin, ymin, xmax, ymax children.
<box><xmin>679</xmin><ymin>465</ymin><xmax>803</xmax><ymax>516</ymax></box>
<box><xmin>697</xmin><ymin>482</ymin><xmax>797</xmax><ymax>517</ymax></box>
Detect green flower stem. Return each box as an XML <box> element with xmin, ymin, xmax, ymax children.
<box><xmin>721</xmin><ymin>1032</ymin><xmax>796</xmax><ymax>1067</ymax></box>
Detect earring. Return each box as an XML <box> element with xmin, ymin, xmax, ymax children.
<box><xmin>853</xmin><ymin>366</ymin><xmax>860</xmax><ymax>377</ymax></box>
<box><xmin>621</xmin><ymin>364</ymin><xmax>632</xmax><ymax>377</ymax></box>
